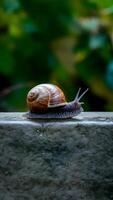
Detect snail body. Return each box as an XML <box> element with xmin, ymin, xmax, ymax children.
<box><xmin>26</xmin><ymin>83</ymin><xmax>88</xmax><ymax>119</ymax></box>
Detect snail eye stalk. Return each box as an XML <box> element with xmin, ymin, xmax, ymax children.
<box><xmin>74</xmin><ymin>88</ymin><xmax>89</xmax><ymax>102</ymax></box>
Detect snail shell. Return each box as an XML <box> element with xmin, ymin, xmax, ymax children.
<box><xmin>27</xmin><ymin>84</ymin><xmax>67</xmax><ymax>112</ymax></box>
<box><xmin>26</xmin><ymin>83</ymin><xmax>88</xmax><ymax>119</ymax></box>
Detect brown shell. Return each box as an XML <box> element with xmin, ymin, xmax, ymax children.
<box><xmin>27</xmin><ymin>84</ymin><xmax>67</xmax><ymax>112</ymax></box>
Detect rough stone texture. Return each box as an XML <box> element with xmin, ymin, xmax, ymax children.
<box><xmin>0</xmin><ymin>112</ymin><xmax>113</xmax><ymax>200</ymax></box>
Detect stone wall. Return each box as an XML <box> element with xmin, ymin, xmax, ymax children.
<box><xmin>0</xmin><ymin>112</ymin><xmax>113</xmax><ymax>200</ymax></box>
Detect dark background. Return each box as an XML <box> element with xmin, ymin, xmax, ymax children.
<box><xmin>0</xmin><ymin>0</ymin><xmax>113</xmax><ymax>112</ymax></box>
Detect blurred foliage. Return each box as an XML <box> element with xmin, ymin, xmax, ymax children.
<box><xmin>0</xmin><ymin>0</ymin><xmax>113</xmax><ymax>111</ymax></box>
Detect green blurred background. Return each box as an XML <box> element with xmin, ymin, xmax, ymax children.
<box><xmin>0</xmin><ymin>0</ymin><xmax>113</xmax><ymax>112</ymax></box>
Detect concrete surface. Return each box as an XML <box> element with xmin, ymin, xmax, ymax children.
<box><xmin>0</xmin><ymin>112</ymin><xmax>113</xmax><ymax>200</ymax></box>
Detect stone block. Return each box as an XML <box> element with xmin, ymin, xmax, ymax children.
<box><xmin>0</xmin><ymin>112</ymin><xmax>113</xmax><ymax>200</ymax></box>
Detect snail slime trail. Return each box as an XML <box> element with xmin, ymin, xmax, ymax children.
<box><xmin>26</xmin><ymin>84</ymin><xmax>88</xmax><ymax>119</ymax></box>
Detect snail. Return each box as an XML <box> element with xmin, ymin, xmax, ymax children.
<box><xmin>25</xmin><ymin>83</ymin><xmax>88</xmax><ymax>119</ymax></box>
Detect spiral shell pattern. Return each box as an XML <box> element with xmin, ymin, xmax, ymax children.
<box><xmin>27</xmin><ymin>84</ymin><xmax>67</xmax><ymax>112</ymax></box>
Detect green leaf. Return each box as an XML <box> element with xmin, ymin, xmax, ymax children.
<box><xmin>0</xmin><ymin>44</ymin><xmax>13</xmax><ymax>75</ymax></box>
<box><xmin>91</xmin><ymin>0</ymin><xmax>113</xmax><ymax>8</ymax></box>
